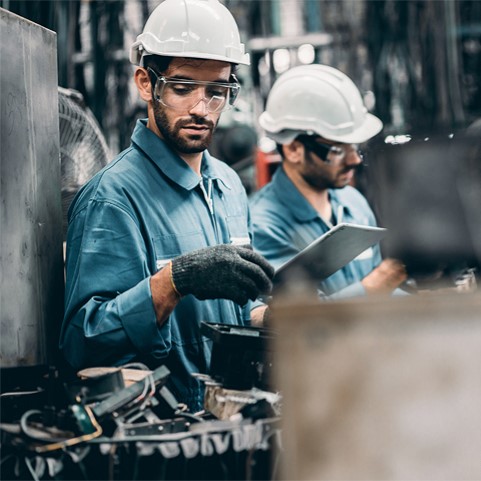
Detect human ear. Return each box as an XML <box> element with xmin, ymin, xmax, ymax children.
<box><xmin>134</xmin><ymin>68</ymin><xmax>152</xmax><ymax>102</ymax></box>
<box><xmin>282</xmin><ymin>140</ymin><xmax>305</xmax><ymax>165</ymax></box>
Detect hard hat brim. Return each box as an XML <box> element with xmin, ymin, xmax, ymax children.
<box><xmin>137</xmin><ymin>49</ymin><xmax>250</xmax><ymax>67</ymax></box>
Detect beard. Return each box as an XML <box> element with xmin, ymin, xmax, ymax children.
<box><xmin>153</xmin><ymin>102</ymin><xmax>217</xmax><ymax>154</ymax></box>
<box><xmin>301</xmin><ymin>173</ymin><xmax>335</xmax><ymax>190</ymax></box>
<box><xmin>300</xmin><ymin>151</ymin><xmax>333</xmax><ymax>190</ymax></box>
<box><xmin>301</xmin><ymin>151</ymin><xmax>356</xmax><ymax>190</ymax></box>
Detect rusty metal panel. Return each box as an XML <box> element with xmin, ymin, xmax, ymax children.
<box><xmin>1</xmin><ymin>8</ymin><xmax>64</xmax><ymax>367</ymax></box>
<box><xmin>272</xmin><ymin>292</ymin><xmax>481</xmax><ymax>480</ymax></box>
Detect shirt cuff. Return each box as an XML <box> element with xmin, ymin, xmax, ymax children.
<box><xmin>118</xmin><ymin>277</ymin><xmax>170</xmax><ymax>354</ymax></box>
<box><xmin>250</xmin><ymin>298</ymin><xmax>267</xmax><ymax>312</ymax></box>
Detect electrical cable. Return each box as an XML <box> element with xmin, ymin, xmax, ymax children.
<box><xmin>121</xmin><ymin>362</ymin><xmax>151</xmax><ymax>371</ymax></box>
<box><xmin>0</xmin><ymin>389</ymin><xmax>43</xmax><ymax>398</ymax></box>
<box><xmin>20</xmin><ymin>410</ymin><xmax>69</xmax><ymax>443</ymax></box>
<box><xmin>174</xmin><ymin>411</ymin><xmax>206</xmax><ymax>424</ymax></box>
<box><xmin>32</xmin><ymin>406</ymin><xmax>102</xmax><ymax>454</ymax></box>
<box><xmin>24</xmin><ymin>457</ymin><xmax>40</xmax><ymax>481</ymax></box>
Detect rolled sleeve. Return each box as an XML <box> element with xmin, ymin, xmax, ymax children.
<box><xmin>118</xmin><ymin>277</ymin><xmax>170</xmax><ymax>354</ymax></box>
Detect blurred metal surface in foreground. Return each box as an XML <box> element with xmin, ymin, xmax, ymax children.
<box><xmin>273</xmin><ymin>292</ymin><xmax>481</xmax><ymax>480</ymax></box>
<box><xmin>0</xmin><ymin>9</ymin><xmax>64</xmax><ymax>366</ymax></box>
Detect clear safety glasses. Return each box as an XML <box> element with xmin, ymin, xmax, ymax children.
<box><xmin>298</xmin><ymin>135</ymin><xmax>364</xmax><ymax>165</ymax></box>
<box><xmin>148</xmin><ymin>68</ymin><xmax>241</xmax><ymax>113</ymax></box>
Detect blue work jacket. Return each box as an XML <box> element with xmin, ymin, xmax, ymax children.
<box><xmin>61</xmin><ymin>119</ymin><xmax>252</xmax><ymax>411</ymax></box>
<box><xmin>250</xmin><ymin>166</ymin><xmax>382</xmax><ymax>298</ymax></box>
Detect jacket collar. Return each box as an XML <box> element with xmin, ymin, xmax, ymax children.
<box><xmin>271</xmin><ymin>166</ymin><xmax>350</xmax><ymax>222</ymax></box>
<box><xmin>131</xmin><ymin>119</ymin><xmax>231</xmax><ymax>191</ymax></box>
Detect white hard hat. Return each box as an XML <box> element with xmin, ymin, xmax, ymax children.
<box><xmin>259</xmin><ymin>64</ymin><xmax>383</xmax><ymax>144</ymax></box>
<box><xmin>130</xmin><ymin>0</ymin><xmax>250</xmax><ymax>67</ymax></box>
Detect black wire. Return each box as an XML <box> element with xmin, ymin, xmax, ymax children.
<box><xmin>216</xmin><ymin>450</ymin><xmax>230</xmax><ymax>480</ymax></box>
<box><xmin>174</xmin><ymin>411</ymin><xmax>206</xmax><ymax>424</ymax></box>
<box><xmin>131</xmin><ymin>448</ymin><xmax>140</xmax><ymax>481</ymax></box>
<box><xmin>158</xmin><ymin>456</ymin><xmax>168</xmax><ymax>481</ymax></box>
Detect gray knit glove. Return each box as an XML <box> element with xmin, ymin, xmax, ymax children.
<box><xmin>171</xmin><ymin>244</ymin><xmax>274</xmax><ymax>305</ymax></box>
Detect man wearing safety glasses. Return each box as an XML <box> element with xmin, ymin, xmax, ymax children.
<box><xmin>251</xmin><ymin>65</ymin><xmax>407</xmax><ymax>299</ymax></box>
<box><xmin>60</xmin><ymin>0</ymin><xmax>274</xmax><ymax>413</ymax></box>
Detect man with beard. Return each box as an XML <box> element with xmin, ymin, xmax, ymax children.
<box><xmin>60</xmin><ymin>0</ymin><xmax>274</xmax><ymax>412</ymax></box>
<box><xmin>250</xmin><ymin>65</ymin><xmax>407</xmax><ymax>299</ymax></box>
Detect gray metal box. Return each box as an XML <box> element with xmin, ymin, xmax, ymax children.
<box><xmin>1</xmin><ymin>8</ymin><xmax>64</xmax><ymax>367</ymax></box>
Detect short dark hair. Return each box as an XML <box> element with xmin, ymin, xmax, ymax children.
<box><xmin>276</xmin><ymin>143</ymin><xmax>285</xmax><ymax>159</ymax></box>
<box><xmin>143</xmin><ymin>55</ymin><xmax>173</xmax><ymax>86</ymax></box>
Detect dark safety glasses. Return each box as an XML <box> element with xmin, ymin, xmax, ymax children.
<box><xmin>297</xmin><ymin>134</ymin><xmax>364</xmax><ymax>165</ymax></box>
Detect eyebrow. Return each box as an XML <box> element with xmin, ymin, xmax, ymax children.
<box><xmin>165</xmin><ymin>75</ymin><xmax>231</xmax><ymax>84</ymax></box>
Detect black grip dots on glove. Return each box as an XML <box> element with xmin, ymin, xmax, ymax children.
<box><xmin>171</xmin><ymin>244</ymin><xmax>274</xmax><ymax>305</ymax></box>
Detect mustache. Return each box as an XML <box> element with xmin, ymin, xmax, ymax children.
<box><xmin>341</xmin><ymin>163</ymin><xmax>363</xmax><ymax>174</ymax></box>
<box><xmin>176</xmin><ymin>116</ymin><xmax>215</xmax><ymax>129</ymax></box>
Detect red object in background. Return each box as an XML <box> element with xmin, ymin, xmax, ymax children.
<box><xmin>255</xmin><ymin>148</ymin><xmax>281</xmax><ymax>190</ymax></box>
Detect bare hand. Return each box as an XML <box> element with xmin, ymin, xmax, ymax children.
<box><xmin>361</xmin><ymin>258</ymin><xmax>408</xmax><ymax>295</ymax></box>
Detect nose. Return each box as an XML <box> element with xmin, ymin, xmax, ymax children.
<box><xmin>188</xmin><ymin>97</ymin><xmax>209</xmax><ymax>117</ymax></box>
<box><xmin>345</xmin><ymin>147</ymin><xmax>363</xmax><ymax>167</ymax></box>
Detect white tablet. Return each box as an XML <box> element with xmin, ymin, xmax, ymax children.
<box><xmin>273</xmin><ymin>223</ymin><xmax>387</xmax><ymax>284</ymax></box>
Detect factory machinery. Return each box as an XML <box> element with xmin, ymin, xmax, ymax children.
<box><xmin>0</xmin><ymin>323</ymin><xmax>281</xmax><ymax>481</ymax></box>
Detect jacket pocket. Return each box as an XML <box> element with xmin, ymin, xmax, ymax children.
<box><xmin>225</xmin><ymin>214</ymin><xmax>250</xmax><ymax>246</ymax></box>
<box><xmin>152</xmin><ymin>230</ymin><xmax>206</xmax><ymax>271</ymax></box>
